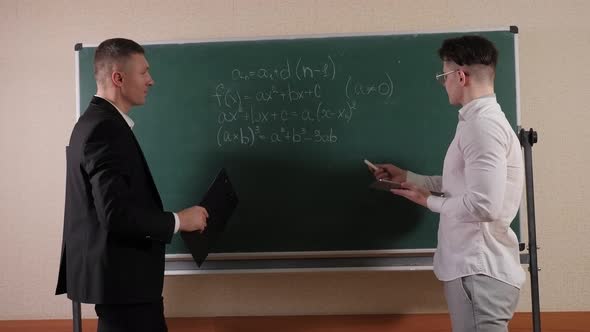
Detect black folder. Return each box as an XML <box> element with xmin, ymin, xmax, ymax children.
<box><xmin>180</xmin><ymin>168</ymin><xmax>239</xmax><ymax>267</ymax></box>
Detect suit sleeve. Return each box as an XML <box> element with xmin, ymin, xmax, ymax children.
<box><xmin>82</xmin><ymin>119</ymin><xmax>175</xmax><ymax>243</ymax></box>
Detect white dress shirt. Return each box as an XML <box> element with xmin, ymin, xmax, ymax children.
<box><xmin>97</xmin><ymin>96</ymin><xmax>180</xmax><ymax>234</ymax></box>
<box><xmin>407</xmin><ymin>95</ymin><xmax>525</xmax><ymax>288</ymax></box>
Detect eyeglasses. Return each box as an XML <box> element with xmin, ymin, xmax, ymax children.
<box><xmin>435</xmin><ymin>70</ymin><xmax>459</xmax><ymax>85</ymax></box>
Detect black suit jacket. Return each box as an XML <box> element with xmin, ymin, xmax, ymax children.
<box><xmin>56</xmin><ymin>96</ymin><xmax>175</xmax><ymax>304</ymax></box>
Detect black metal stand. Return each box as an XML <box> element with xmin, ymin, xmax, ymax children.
<box><xmin>72</xmin><ymin>300</ymin><xmax>82</xmax><ymax>332</ymax></box>
<box><xmin>519</xmin><ymin>128</ymin><xmax>541</xmax><ymax>332</ymax></box>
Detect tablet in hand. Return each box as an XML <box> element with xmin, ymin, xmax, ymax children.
<box><xmin>369</xmin><ymin>178</ymin><xmax>402</xmax><ymax>191</ymax></box>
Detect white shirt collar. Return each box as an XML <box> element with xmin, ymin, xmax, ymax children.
<box><xmin>95</xmin><ymin>95</ymin><xmax>135</xmax><ymax>129</ymax></box>
<box><xmin>458</xmin><ymin>94</ymin><xmax>496</xmax><ymax>122</ymax></box>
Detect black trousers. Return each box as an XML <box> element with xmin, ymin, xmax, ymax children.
<box><xmin>95</xmin><ymin>298</ymin><xmax>167</xmax><ymax>332</ymax></box>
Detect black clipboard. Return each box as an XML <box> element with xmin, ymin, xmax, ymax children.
<box><xmin>180</xmin><ymin>168</ymin><xmax>239</xmax><ymax>267</ymax></box>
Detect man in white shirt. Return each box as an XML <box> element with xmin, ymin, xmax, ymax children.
<box><xmin>371</xmin><ymin>35</ymin><xmax>525</xmax><ymax>332</ymax></box>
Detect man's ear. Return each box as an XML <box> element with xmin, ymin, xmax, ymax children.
<box><xmin>458</xmin><ymin>70</ymin><xmax>467</xmax><ymax>85</ymax></box>
<box><xmin>111</xmin><ymin>71</ymin><xmax>124</xmax><ymax>87</ymax></box>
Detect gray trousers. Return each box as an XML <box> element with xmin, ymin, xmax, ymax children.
<box><xmin>443</xmin><ymin>274</ymin><xmax>520</xmax><ymax>332</ymax></box>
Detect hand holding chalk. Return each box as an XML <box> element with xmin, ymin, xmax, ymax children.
<box><xmin>363</xmin><ymin>159</ymin><xmax>379</xmax><ymax>172</ymax></box>
<box><xmin>364</xmin><ymin>159</ymin><xmax>408</xmax><ymax>183</ymax></box>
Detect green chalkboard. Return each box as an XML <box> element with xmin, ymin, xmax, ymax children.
<box><xmin>77</xmin><ymin>28</ymin><xmax>520</xmax><ymax>255</ymax></box>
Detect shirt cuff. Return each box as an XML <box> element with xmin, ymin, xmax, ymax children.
<box><xmin>173</xmin><ymin>212</ymin><xmax>180</xmax><ymax>234</ymax></box>
<box><xmin>406</xmin><ymin>171</ymin><xmax>425</xmax><ymax>187</ymax></box>
<box><xmin>427</xmin><ymin>195</ymin><xmax>444</xmax><ymax>213</ymax></box>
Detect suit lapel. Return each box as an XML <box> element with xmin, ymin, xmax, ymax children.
<box><xmin>91</xmin><ymin>96</ymin><xmax>165</xmax><ymax>210</ymax></box>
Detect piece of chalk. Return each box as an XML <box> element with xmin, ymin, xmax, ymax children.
<box><xmin>363</xmin><ymin>159</ymin><xmax>379</xmax><ymax>171</ymax></box>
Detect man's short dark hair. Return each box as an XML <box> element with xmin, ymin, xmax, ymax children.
<box><xmin>438</xmin><ymin>35</ymin><xmax>498</xmax><ymax>68</ymax></box>
<box><xmin>94</xmin><ymin>38</ymin><xmax>145</xmax><ymax>82</ymax></box>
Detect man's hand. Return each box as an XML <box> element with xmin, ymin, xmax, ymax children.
<box><xmin>391</xmin><ymin>182</ymin><xmax>431</xmax><ymax>208</ymax></box>
<box><xmin>372</xmin><ymin>163</ymin><xmax>407</xmax><ymax>183</ymax></box>
<box><xmin>178</xmin><ymin>206</ymin><xmax>209</xmax><ymax>233</ymax></box>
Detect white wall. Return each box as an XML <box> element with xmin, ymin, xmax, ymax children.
<box><xmin>1</xmin><ymin>0</ymin><xmax>589</xmax><ymax>319</ymax></box>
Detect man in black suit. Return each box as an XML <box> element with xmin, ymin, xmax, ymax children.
<box><xmin>56</xmin><ymin>38</ymin><xmax>208</xmax><ymax>332</ymax></box>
